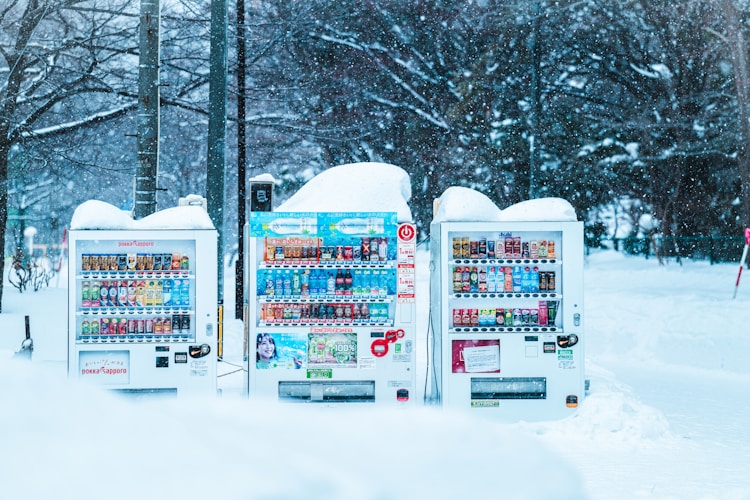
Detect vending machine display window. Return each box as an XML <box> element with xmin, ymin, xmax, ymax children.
<box><xmin>74</xmin><ymin>240</ymin><xmax>196</xmax><ymax>343</ymax></box>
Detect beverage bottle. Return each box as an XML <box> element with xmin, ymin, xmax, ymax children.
<box><xmin>353</xmin><ymin>269</ymin><xmax>363</xmax><ymax>296</ymax></box>
<box><xmin>487</xmin><ymin>267</ymin><xmax>496</xmax><ymax>293</ymax></box>
<box><xmin>292</xmin><ymin>269</ymin><xmax>301</xmax><ymax>296</ymax></box>
<box><xmin>326</xmin><ymin>272</ymin><xmax>336</xmax><ymax>295</ymax></box>
<box><xmin>344</xmin><ymin>269</ymin><xmax>353</xmax><ymax>295</ymax></box>
<box><xmin>530</xmin><ymin>267</ymin><xmax>539</xmax><ymax>293</ymax></box>
<box><xmin>163</xmin><ymin>279</ymin><xmax>173</xmax><ymax>306</ymax></box>
<box><xmin>154</xmin><ymin>279</ymin><xmax>163</xmax><ymax>306</ymax></box>
<box><xmin>172</xmin><ymin>279</ymin><xmax>182</xmax><ymax>306</ymax></box>
<box><xmin>181</xmin><ymin>280</ymin><xmax>190</xmax><ymax>307</ymax></box>
<box><xmin>370</xmin><ymin>270</ymin><xmax>380</xmax><ymax>297</ymax></box>
<box><xmin>461</xmin><ymin>266</ymin><xmax>471</xmax><ymax>292</ymax></box>
<box><xmin>81</xmin><ymin>281</ymin><xmax>90</xmax><ymax>308</ymax></box>
<box><xmin>275</xmin><ymin>270</ymin><xmax>283</xmax><ymax>296</ymax></box>
<box><xmin>362</xmin><ymin>269</ymin><xmax>371</xmax><ymax>296</ymax></box>
<box><xmin>469</xmin><ymin>267</ymin><xmax>479</xmax><ymax>292</ymax></box>
<box><xmin>379</xmin><ymin>270</ymin><xmax>389</xmax><ymax>297</ymax></box>
<box><xmin>478</xmin><ymin>266</ymin><xmax>487</xmax><ymax>292</ymax></box>
<box><xmin>335</xmin><ymin>268</ymin><xmax>345</xmax><ymax>295</ymax></box>
<box><xmin>512</xmin><ymin>266</ymin><xmax>522</xmax><ymax>292</ymax></box>
<box><xmin>300</xmin><ymin>269</ymin><xmax>309</xmax><ymax>296</ymax></box>
<box><xmin>283</xmin><ymin>270</ymin><xmax>292</xmax><ymax>296</ymax></box>
<box><xmin>379</xmin><ymin>237</ymin><xmax>388</xmax><ymax>262</ymax></box>
<box><xmin>521</xmin><ymin>266</ymin><xmax>531</xmax><ymax>292</ymax></box>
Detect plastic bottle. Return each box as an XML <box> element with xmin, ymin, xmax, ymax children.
<box><xmin>326</xmin><ymin>272</ymin><xmax>336</xmax><ymax>295</ymax></box>
<box><xmin>292</xmin><ymin>269</ymin><xmax>301</xmax><ymax>296</ymax></box>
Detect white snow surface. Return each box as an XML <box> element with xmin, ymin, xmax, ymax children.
<box><xmin>432</xmin><ymin>187</ymin><xmax>577</xmax><ymax>222</ymax></box>
<box><xmin>70</xmin><ymin>199</ymin><xmax>214</xmax><ymax>230</ymax></box>
<box><xmin>276</xmin><ymin>162</ymin><xmax>413</xmax><ymax>222</ymax></box>
<box><xmin>2</xmin><ymin>172</ymin><xmax>749</xmax><ymax>499</ymax></box>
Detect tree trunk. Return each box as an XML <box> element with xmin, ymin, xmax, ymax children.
<box><xmin>721</xmin><ymin>0</ymin><xmax>750</xmax><ymax>228</ymax></box>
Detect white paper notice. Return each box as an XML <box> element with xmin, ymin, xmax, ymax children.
<box><xmin>462</xmin><ymin>345</ymin><xmax>500</xmax><ymax>373</ymax></box>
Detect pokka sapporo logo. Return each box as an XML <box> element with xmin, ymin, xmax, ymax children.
<box><xmin>80</xmin><ymin>358</ymin><xmax>128</xmax><ymax>376</ymax></box>
<box><xmin>117</xmin><ymin>240</ymin><xmax>156</xmax><ymax>248</ymax></box>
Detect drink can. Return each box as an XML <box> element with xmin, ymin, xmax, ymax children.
<box><xmin>496</xmin><ymin>308</ymin><xmax>505</xmax><ymax>325</ymax></box>
<box><xmin>109</xmin><ymin>255</ymin><xmax>118</xmax><ymax>271</ymax></box>
<box><xmin>136</xmin><ymin>318</ymin><xmax>145</xmax><ymax>334</ymax></box>
<box><xmin>529</xmin><ymin>241</ymin><xmax>539</xmax><ymax>259</ymax></box>
<box><xmin>127</xmin><ymin>280</ymin><xmax>137</xmax><ymax>307</ymax></box>
<box><xmin>548</xmin><ymin>241</ymin><xmax>556</xmax><ymax>259</ymax></box>
<box><xmin>522</xmin><ymin>241</ymin><xmax>529</xmax><ymax>259</ymax></box>
<box><xmin>470</xmin><ymin>240</ymin><xmax>478</xmax><ymax>259</ymax></box>
<box><xmin>127</xmin><ymin>319</ymin><xmax>136</xmax><ymax>334</ymax></box>
<box><xmin>452</xmin><ymin>309</ymin><xmax>462</xmax><ymax>327</ymax></box>
<box><xmin>154</xmin><ymin>318</ymin><xmax>163</xmax><ymax>334</ymax></box>
<box><xmin>126</xmin><ymin>253</ymin><xmax>137</xmax><ymax>271</ymax></box>
<box><xmin>118</xmin><ymin>281</ymin><xmax>128</xmax><ymax>306</ymax></box>
<box><xmin>452</xmin><ymin>238</ymin><xmax>461</xmax><ymax>259</ymax></box>
<box><xmin>181</xmin><ymin>314</ymin><xmax>190</xmax><ymax>331</ymax></box>
<box><xmin>100</xmin><ymin>318</ymin><xmax>110</xmax><ymax>335</ymax></box>
<box><xmin>470</xmin><ymin>309</ymin><xmax>479</xmax><ymax>326</ymax></box>
<box><xmin>512</xmin><ymin>237</ymin><xmax>522</xmax><ymax>258</ymax></box>
<box><xmin>163</xmin><ymin>317</ymin><xmax>173</xmax><ymax>335</ymax></box>
<box><xmin>461</xmin><ymin>237</ymin><xmax>470</xmax><ymax>258</ymax></box>
<box><xmin>90</xmin><ymin>319</ymin><xmax>99</xmax><ymax>335</ymax></box>
<box><xmin>118</xmin><ymin>318</ymin><xmax>127</xmax><ymax>335</ymax></box>
<box><xmin>81</xmin><ymin>320</ymin><xmax>90</xmax><ymax>336</ymax></box>
<box><xmin>344</xmin><ymin>246</ymin><xmax>353</xmax><ymax>261</ymax></box>
<box><xmin>496</xmin><ymin>239</ymin><xmax>505</xmax><ymax>259</ymax></box>
<box><xmin>335</xmin><ymin>245</ymin><xmax>344</xmax><ymax>261</ymax></box>
<box><xmin>361</xmin><ymin>237</ymin><xmax>370</xmax><ymax>261</ymax></box>
<box><xmin>153</xmin><ymin>253</ymin><xmax>163</xmax><ymax>271</ymax></box>
<box><xmin>144</xmin><ymin>254</ymin><xmax>154</xmax><ymax>271</ymax></box>
<box><xmin>117</xmin><ymin>254</ymin><xmax>127</xmax><ymax>271</ymax></box>
<box><xmin>172</xmin><ymin>253</ymin><xmax>182</xmax><ymax>270</ymax></box>
<box><xmin>81</xmin><ymin>254</ymin><xmax>91</xmax><ymax>272</ymax></box>
<box><xmin>108</xmin><ymin>282</ymin><xmax>118</xmax><ymax>306</ymax></box>
<box><xmin>145</xmin><ymin>318</ymin><xmax>154</xmax><ymax>334</ymax></box>
<box><xmin>181</xmin><ymin>254</ymin><xmax>189</xmax><ymax>270</ymax></box>
<box><xmin>487</xmin><ymin>240</ymin><xmax>495</xmax><ymax>258</ymax></box>
<box><xmin>136</xmin><ymin>254</ymin><xmax>145</xmax><ymax>271</ymax></box>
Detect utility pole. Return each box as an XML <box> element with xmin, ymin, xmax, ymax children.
<box><xmin>207</xmin><ymin>0</ymin><xmax>228</xmax><ymax>303</ymax></box>
<box><xmin>134</xmin><ymin>0</ymin><xmax>160</xmax><ymax>219</ymax></box>
<box><xmin>235</xmin><ymin>0</ymin><xmax>247</xmax><ymax>319</ymax></box>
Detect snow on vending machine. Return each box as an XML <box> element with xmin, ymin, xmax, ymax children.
<box><xmin>67</xmin><ymin>204</ymin><xmax>218</xmax><ymax>396</ymax></box>
<box><xmin>429</xmin><ymin>220</ymin><xmax>584</xmax><ymax>421</ymax></box>
<box><xmin>246</xmin><ymin>211</ymin><xmax>417</xmax><ymax>405</ymax></box>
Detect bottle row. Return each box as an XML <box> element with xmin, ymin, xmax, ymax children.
<box><xmin>258</xmin><ymin>268</ymin><xmax>393</xmax><ymax>299</ymax></box>
<box><xmin>264</xmin><ymin>236</ymin><xmax>393</xmax><ymax>264</ymax></box>
<box><xmin>80</xmin><ymin>279</ymin><xmax>191</xmax><ymax>309</ymax></box>
<box><xmin>79</xmin><ymin>314</ymin><xmax>192</xmax><ymax>336</ymax></box>
<box><xmin>452</xmin><ymin>301</ymin><xmax>560</xmax><ymax>328</ymax></box>
<box><xmin>452</xmin><ymin>265</ymin><xmax>556</xmax><ymax>294</ymax></box>
<box><xmin>451</xmin><ymin>235</ymin><xmax>557</xmax><ymax>260</ymax></box>
<box><xmin>260</xmin><ymin>302</ymin><xmax>390</xmax><ymax>324</ymax></box>
<box><xmin>82</xmin><ymin>252</ymin><xmax>190</xmax><ymax>273</ymax></box>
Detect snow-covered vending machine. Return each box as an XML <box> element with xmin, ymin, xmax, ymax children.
<box><xmin>67</xmin><ymin>203</ymin><xmax>218</xmax><ymax>396</ymax></box>
<box><xmin>429</xmin><ymin>220</ymin><xmax>584</xmax><ymax>421</ymax></box>
<box><xmin>246</xmin><ymin>211</ymin><xmax>417</xmax><ymax>405</ymax></box>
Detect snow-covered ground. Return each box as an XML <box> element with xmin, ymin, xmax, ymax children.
<box><xmin>2</xmin><ymin>249</ymin><xmax>749</xmax><ymax>499</ymax></box>
<box><xmin>1</xmin><ymin>163</ymin><xmax>749</xmax><ymax>499</ymax></box>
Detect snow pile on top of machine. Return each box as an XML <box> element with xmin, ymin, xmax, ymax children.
<box><xmin>70</xmin><ymin>198</ymin><xmax>214</xmax><ymax>230</ymax></box>
<box><xmin>277</xmin><ymin>162</ymin><xmax>413</xmax><ymax>222</ymax></box>
<box><xmin>433</xmin><ymin>186</ymin><xmax>577</xmax><ymax>223</ymax></box>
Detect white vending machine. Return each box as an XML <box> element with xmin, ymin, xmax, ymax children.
<box><xmin>246</xmin><ymin>211</ymin><xmax>417</xmax><ymax>405</ymax></box>
<box><xmin>67</xmin><ymin>204</ymin><xmax>218</xmax><ymax>396</ymax></box>
<box><xmin>429</xmin><ymin>221</ymin><xmax>584</xmax><ymax>421</ymax></box>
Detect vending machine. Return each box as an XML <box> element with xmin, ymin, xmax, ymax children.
<box><xmin>429</xmin><ymin>221</ymin><xmax>584</xmax><ymax>421</ymax></box>
<box><xmin>67</xmin><ymin>206</ymin><xmax>218</xmax><ymax>396</ymax></box>
<box><xmin>245</xmin><ymin>211</ymin><xmax>417</xmax><ymax>405</ymax></box>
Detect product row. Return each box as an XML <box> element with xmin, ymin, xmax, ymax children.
<box><xmin>80</xmin><ymin>279</ymin><xmax>191</xmax><ymax>309</ymax></box>
<box><xmin>81</xmin><ymin>252</ymin><xmax>190</xmax><ymax>273</ymax></box>
<box><xmin>451</xmin><ymin>235</ymin><xmax>558</xmax><ymax>260</ymax></box>
<box><xmin>264</xmin><ymin>236</ymin><xmax>393</xmax><ymax>264</ymax></box>
<box><xmin>258</xmin><ymin>268</ymin><xmax>393</xmax><ymax>298</ymax></box>
<box><xmin>452</xmin><ymin>266</ymin><xmax>556</xmax><ymax>294</ymax></box>
<box><xmin>260</xmin><ymin>302</ymin><xmax>390</xmax><ymax>324</ymax></box>
<box><xmin>79</xmin><ymin>314</ymin><xmax>192</xmax><ymax>337</ymax></box>
<box><xmin>452</xmin><ymin>301</ymin><xmax>560</xmax><ymax>328</ymax></box>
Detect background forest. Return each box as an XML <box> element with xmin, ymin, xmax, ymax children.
<box><xmin>3</xmin><ymin>0</ymin><xmax>750</xmax><ymax>277</ymax></box>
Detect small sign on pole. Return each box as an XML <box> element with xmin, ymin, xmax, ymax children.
<box><xmin>732</xmin><ymin>228</ymin><xmax>750</xmax><ymax>299</ymax></box>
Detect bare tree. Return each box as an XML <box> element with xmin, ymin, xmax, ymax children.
<box><xmin>0</xmin><ymin>0</ymin><xmax>138</xmax><ymax>310</ymax></box>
